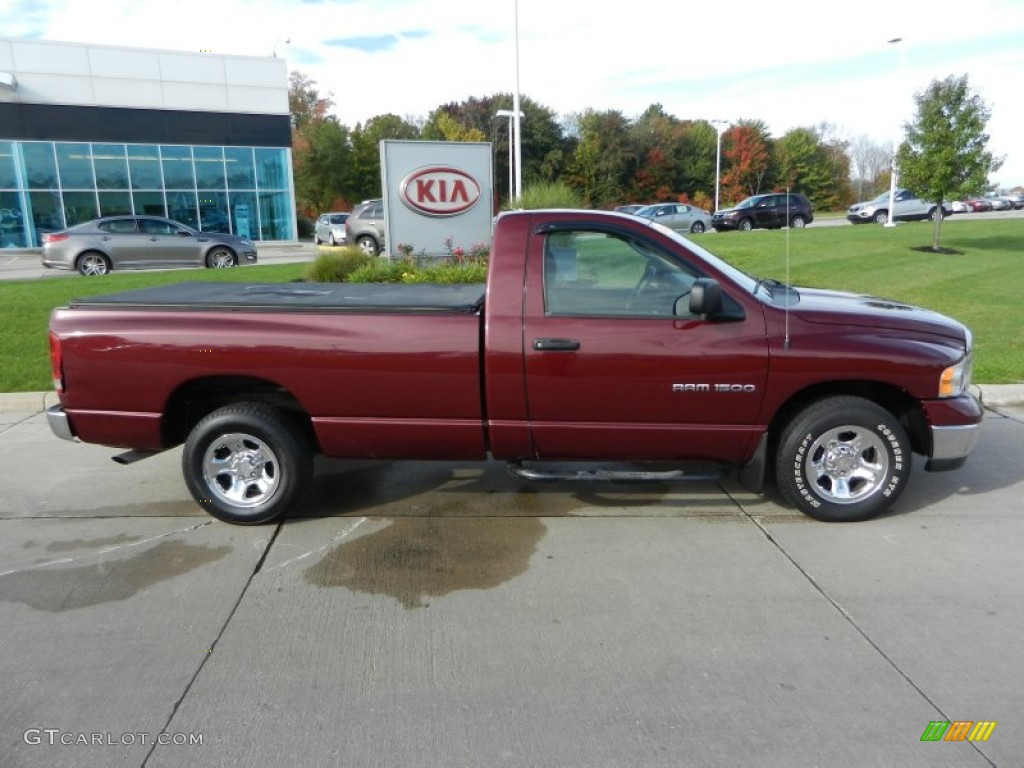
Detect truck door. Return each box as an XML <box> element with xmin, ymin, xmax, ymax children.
<box><xmin>522</xmin><ymin>225</ymin><xmax>769</xmax><ymax>463</ymax></box>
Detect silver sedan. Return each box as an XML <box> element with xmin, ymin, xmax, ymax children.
<box><xmin>41</xmin><ymin>215</ymin><xmax>258</xmax><ymax>276</ymax></box>
<box><xmin>634</xmin><ymin>203</ymin><xmax>713</xmax><ymax>235</ymax></box>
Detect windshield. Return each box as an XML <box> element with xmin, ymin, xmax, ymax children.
<box><xmin>634</xmin><ymin>205</ymin><xmax>658</xmax><ymax>217</ymax></box>
<box><xmin>734</xmin><ymin>196</ymin><xmax>762</xmax><ymax>210</ymax></box>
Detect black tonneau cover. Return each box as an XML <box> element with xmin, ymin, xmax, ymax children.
<box><xmin>67</xmin><ymin>282</ymin><xmax>486</xmax><ymax>314</ymax></box>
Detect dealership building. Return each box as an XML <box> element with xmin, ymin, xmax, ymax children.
<box><xmin>0</xmin><ymin>38</ymin><xmax>295</xmax><ymax>249</ymax></box>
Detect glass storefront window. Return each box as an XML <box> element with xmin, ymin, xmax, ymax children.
<box><xmin>128</xmin><ymin>145</ymin><xmax>163</xmax><ymax>189</ymax></box>
<box><xmin>0</xmin><ymin>142</ymin><xmax>18</xmax><ymax>189</ymax></box>
<box><xmin>258</xmin><ymin>191</ymin><xmax>291</xmax><ymax>240</ymax></box>
<box><xmin>62</xmin><ymin>191</ymin><xmax>98</xmax><ymax>227</ymax></box>
<box><xmin>194</xmin><ymin>146</ymin><xmax>226</xmax><ymax>189</ymax></box>
<box><xmin>0</xmin><ymin>191</ymin><xmax>28</xmax><ymax>248</ymax></box>
<box><xmin>225</xmin><ymin>147</ymin><xmax>255</xmax><ymax>189</ymax></box>
<box><xmin>28</xmin><ymin>190</ymin><xmax>64</xmax><ymax>244</ymax></box>
<box><xmin>161</xmin><ymin>146</ymin><xmax>195</xmax><ymax>190</ymax></box>
<box><xmin>98</xmin><ymin>191</ymin><xmax>133</xmax><ymax>217</ymax></box>
<box><xmin>133</xmin><ymin>190</ymin><xmax>166</xmax><ymax>217</ymax></box>
<box><xmin>20</xmin><ymin>143</ymin><xmax>58</xmax><ymax>189</ymax></box>
<box><xmin>56</xmin><ymin>143</ymin><xmax>96</xmax><ymax>189</ymax></box>
<box><xmin>93</xmin><ymin>143</ymin><xmax>129</xmax><ymax>190</ymax></box>
<box><xmin>255</xmin><ymin>148</ymin><xmax>288</xmax><ymax>189</ymax></box>
<box><xmin>166</xmin><ymin>190</ymin><xmax>198</xmax><ymax>228</ymax></box>
<box><xmin>2</xmin><ymin>141</ymin><xmax>292</xmax><ymax>246</ymax></box>
<box><xmin>198</xmin><ymin>191</ymin><xmax>230</xmax><ymax>233</ymax></box>
<box><xmin>229</xmin><ymin>191</ymin><xmax>256</xmax><ymax>239</ymax></box>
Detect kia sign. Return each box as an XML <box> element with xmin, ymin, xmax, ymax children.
<box><xmin>400</xmin><ymin>166</ymin><xmax>481</xmax><ymax>217</ymax></box>
<box><xmin>381</xmin><ymin>140</ymin><xmax>493</xmax><ymax>258</ymax></box>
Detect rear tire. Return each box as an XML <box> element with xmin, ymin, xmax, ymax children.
<box><xmin>775</xmin><ymin>396</ymin><xmax>911</xmax><ymax>522</ymax></box>
<box><xmin>790</xmin><ymin>215</ymin><xmax>806</xmax><ymax>228</ymax></box>
<box><xmin>329</xmin><ymin>233</ymin><xmax>337</xmax><ymax>246</ymax></box>
<box><xmin>77</xmin><ymin>251</ymin><xmax>111</xmax><ymax>276</ymax></box>
<box><xmin>182</xmin><ymin>403</ymin><xmax>312</xmax><ymax>525</ymax></box>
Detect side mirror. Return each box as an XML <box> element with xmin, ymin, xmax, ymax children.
<box><xmin>687</xmin><ymin>278</ymin><xmax>723</xmax><ymax>318</ymax></box>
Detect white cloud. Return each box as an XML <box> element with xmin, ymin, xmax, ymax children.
<box><xmin>7</xmin><ymin>0</ymin><xmax>1024</xmax><ymax>186</ymax></box>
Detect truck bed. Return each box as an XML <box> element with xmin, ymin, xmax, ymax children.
<box><xmin>67</xmin><ymin>281</ymin><xmax>486</xmax><ymax>314</ymax></box>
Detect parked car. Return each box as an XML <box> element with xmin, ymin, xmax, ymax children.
<box><xmin>950</xmin><ymin>200</ymin><xmax>971</xmax><ymax>214</ymax></box>
<box><xmin>964</xmin><ymin>198</ymin><xmax>992</xmax><ymax>212</ymax></box>
<box><xmin>41</xmin><ymin>215</ymin><xmax>258</xmax><ymax>276</ymax></box>
<box><xmin>634</xmin><ymin>203</ymin><xmax>712</xmax><ymax>234</ymax></box>
<box><xmin>846</xmin><ymin>190</ymin><xmax>949</xmax><ymax>224</ymax></box>
<box><xmin>985</xmin><ymin>196</ymin><xmax>1013</xmax><ymax>211</ymax></box>
<box><xmin>314</xmin><ymin>212</ymin><xmax>350</xmax><ymax>245</ymax></box>
<box><xmin>712</xmin><ymin>193</ymin><xmax>814</xmax><ymax>231</ymax></box>
<box><xmin>345</xmin><ymin>199</ymin><xmax>385</xmax><ymax>255</ymax></box>
<box><xmin>614</xmin><ymin>204</ymin><xmax>645</xmax><ymax>215</ymax></box>
<box><xmin>1007</xmin><ymin>193</ymin><xmax>1024</xmax><ymax>210</ymax></box>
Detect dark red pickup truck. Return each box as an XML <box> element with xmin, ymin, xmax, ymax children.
<box><xmin>47</xmin><ymin>210</ymin><xmax>982</xmax><ymax>524</ymax></box>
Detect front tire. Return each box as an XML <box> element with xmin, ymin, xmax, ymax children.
<box><xmin>738</xmin><ymin>218</ymin><xmax>753</xmax><ymax>232</ymax></box>
<box><xmin>873</xmin><ymin>210</ymin><xmax>889</xmax><ymax>225</ymax></box>
<box><xmin>775</xmin><ymin>396</ymin><xmax>911</xmax><ymax>522</ymax></box>
<box><xmin>206</xmin><ymin>247</ymin><xmax>236</xmax><ymax>268</ymax></box>
<box><xmin>182</xmin><ymin>403</ymin><xmax>313</xmax><ymax>525</ymax></box>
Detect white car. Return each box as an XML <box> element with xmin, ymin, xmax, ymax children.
<box><xmin>314</xmin><ymin>212</ymin><xmax>349</xmax><ymax>245</ymax></box>
<box><xmin>846</xmin><ymin>190</ymin><xmax>950</xmax><ymax>225</ymax></box>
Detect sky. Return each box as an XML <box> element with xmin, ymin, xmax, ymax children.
<box><xmin>5</xmin><ymin>0</ymin><xmax>1024</xmax><ymax>189</ymax></box>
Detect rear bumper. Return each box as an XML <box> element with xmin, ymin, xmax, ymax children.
<box><xmin>46</xmin><ymin>404</ymin><xmax>76</xmax><ymax>441</ymax></box>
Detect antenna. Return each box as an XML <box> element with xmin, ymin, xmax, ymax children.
<box><xmin>784</xmin><ymin>187</ymin><xmax>791</xmax><ymax>350</ymax></box>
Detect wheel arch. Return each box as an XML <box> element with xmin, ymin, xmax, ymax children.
<box><xmin>162</xmin><ymin>375</ymin><xmax>318</xmax><ymax>451</ymax></box>
<box><xmin>764</xmin><ymin>380</ymin><xmax>928</xmax><ymax>479</ymax></box>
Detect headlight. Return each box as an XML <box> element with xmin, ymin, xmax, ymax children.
<box><xmin>938</xmin><ymin>350</ymin><xmax>972</xmax><ymax>398</ymax></box>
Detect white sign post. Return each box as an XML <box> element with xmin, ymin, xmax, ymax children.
<box><xmin>380</xmin><ymin>140</ymin><xmax>493</xmax><ymax>259</ymax></box>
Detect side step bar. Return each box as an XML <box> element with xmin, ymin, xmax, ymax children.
<box><xmin>112</xmin><ymin>450</ymin><xmax>159</xmax><ymax>465</ymax></box>
<box><xmin>507</xmin><ymin>461</ymin><xmax>729</xmax><ymax>483</ymax></box>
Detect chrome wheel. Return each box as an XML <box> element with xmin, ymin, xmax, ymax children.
<box><xmin>201</xmin><ymin>432</ymin><xmax>281</xmax><ymax>509</ymax></box>
<box><xmin>357</xmin><ymin>235</ymin><xmax>379</xmax><ymax>256</ymax></box>
<box><xmin>738</xmin><ymin>218</ymin><xmax>753</xmax><ymax>231</ymax></box>
<box><xmin>78</xmin><ymin>252</ymin><xmax>110</xmax><ymax>276</ymax></box>
<box><xmin>207</xmin><ymin>248</ymin><xmax>236</xmax><ymax>268</ymax></box>
<box><xmin>791</xmin><ymin>216</ymin><xmax>806</xmax><ymax>228</ymax></box>
<box><xmin>803</xmin><ymin>426</ymin><xmax>887</xmax><ymax>505</ymax></box>
<box><xmin>690</xmin><ymin>221</ymin><xmax>705</xmax><ymax>234</ymax></box>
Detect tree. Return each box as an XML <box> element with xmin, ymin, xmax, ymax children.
<box><xmin>564</xmin><ymin>109</ymin><xmax>633</xmax><ymax>207</ymax></box>
<box><xmin>849</xmin><ymin>135</ymin><xmax>894</xmax><ymax>200</ymax></box>
<box><xmin>719</xmin><ymin>121</ymin><xmax>772</xmax><ymax>205</ymax></box>
<box><xmin>348</xmin><ymin>114</ymin><xmax>421</xmax><ymax>200</ymax></box>
<box><xmin>896</xmin><ymin>74</ymin><xmax>1003</xmax><ymax>250</ymax></box>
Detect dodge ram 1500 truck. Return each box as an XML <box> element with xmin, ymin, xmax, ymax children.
<box><xmin>46</xmin><ymin>209</ymin><xmax>982</xmax><ymax>525</ymax></box>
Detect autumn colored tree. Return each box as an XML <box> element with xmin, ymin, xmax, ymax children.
<box><xmin>564</xmin><ymin>109</ymin><xmax>634</xmax><ymax>207</ymax></box>
<box><xmin>719</xmin><ymin>121</ymin><xmax>772</xmax><ymax>205</ymax></box>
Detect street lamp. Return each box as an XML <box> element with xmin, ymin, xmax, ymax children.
<box><xmin>511</xmin><ymin>0</ymin><xmax>523</xmax><ymax>204</ymax></box>
<box><xmin>885</xmin><ymin>36</ymin><xmax>906</xmax><ymax>228</ymax></box>
<box><xmin>710</xmin><ymin>119</ymin><xmax>729</xmax><ymax>213</ymax></box>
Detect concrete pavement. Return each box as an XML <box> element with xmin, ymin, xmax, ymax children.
<box><xmin>1</xmin><ymin>388</ymin><xmax>1022</xmax><ymax>766</ymax></box>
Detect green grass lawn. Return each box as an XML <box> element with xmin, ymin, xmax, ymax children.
<box><xmin>1</xmin><ymin>218</ymin><xmax>1021</xmax><ymax>392</ymax></box>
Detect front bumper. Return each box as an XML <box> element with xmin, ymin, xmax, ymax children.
<box><xmin>923</xmin><ymin>394</ymin><xmax>983</xmax><ymax>471</ymax></box>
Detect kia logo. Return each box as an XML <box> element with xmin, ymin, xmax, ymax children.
<box><xmin>399</xmin><ymin>166</ymin><xmax>481</xmax><ymax>217</ymax></box>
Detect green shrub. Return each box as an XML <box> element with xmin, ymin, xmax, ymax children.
<box><xmin>400</xmin><ymin>259</ymin><xmax>488</xmax><ymax>284</ymax></box>
<box><xmin>515</xmin><ymin>181</ymin><xmax>584</xmax><ymax>210</ymax></box>
<box><xmin>303</xmin><ymin>248</ymin><xmax>371</xmax><ymax>282</ymax></box>
<box><xmin>347</xmin><ymin>258</ymin><xmax>409</xmax><ymax>283</ymax></box>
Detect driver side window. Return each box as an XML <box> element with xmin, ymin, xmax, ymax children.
<box><xmin>543</xmin><ymin>230</ymin><xmax>698</xmax><ymax>317</ymax></box>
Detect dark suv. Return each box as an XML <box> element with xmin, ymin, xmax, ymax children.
<box><xmin>712</xmin><ymin>193</ymin><xmax>814</xmax><ymax>232</ymax></box>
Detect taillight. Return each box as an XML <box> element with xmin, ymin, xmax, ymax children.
<box><xmin>42</xmin><ymin>233</ymin><xmax>69</xmax><ymax>244</ymax></box>
<box><xmin>49</xmin><ymin>331</ymin><xmax>64</xmax><ymax>392</ymax></box>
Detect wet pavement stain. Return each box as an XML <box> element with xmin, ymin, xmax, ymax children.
<box><xmin>40</xmin><ymin>534</ymin><xmax>145</xmax><ymax>552</ymax></box>
<box><xmin>304</xmin><ymin>516</ymin><xmax>545</xmax><ymax>609</ymax></box>
<box><xmin>0</xmin><ymin>540</ymin><xmax>231</xmax><ymax>612</ymax></box>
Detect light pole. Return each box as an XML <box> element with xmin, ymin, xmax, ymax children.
<box><xmin>511</xmin><ymin>0</ymin><xmax>523</xmax><ymax>204</ymax></box>
<box><xmin>885</xmin><ymin>36</ymin><xmax>905</xmax><ymax>227</ymax></box>
<box><xmin>495</xmin><ymin>109</ymin><xmax>522</xmax><ymax>205</ymax></box>
<box><xmin>710</xmin><ymin>119</ymin><xmax>729</xmax><ymax>213</ymax></box>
